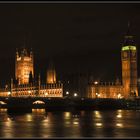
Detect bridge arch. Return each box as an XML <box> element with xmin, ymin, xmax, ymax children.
<box><xmin>32</xmin><ymin>100</ymin><xmax>45</xmax><ymax>104</ymax></box>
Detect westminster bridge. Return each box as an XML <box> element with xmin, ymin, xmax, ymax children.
<box><xmin>1</xmin><ymin>96</ymin><xmax>140</xmax><ymax>113</ymax></box>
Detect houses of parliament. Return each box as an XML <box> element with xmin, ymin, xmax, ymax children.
<box><xmin>0</xmin><ymin>25</ymin><xmax>139</xmax><ymax>99</ymax></box>
<box><xmin>0</xmin><ymin>48</ymin><xmax>63</xmax><ymax>98</ymax></box>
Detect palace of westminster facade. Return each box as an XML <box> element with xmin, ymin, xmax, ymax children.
<box><xmin>0</xmin><ymin>48</ymin><xmax>63</xmax><ymax>98</ymax></box>
<box><xmin>0</xmin><ymin>27</ymin><xmax>138</xmax><ymax>99</ymax></box>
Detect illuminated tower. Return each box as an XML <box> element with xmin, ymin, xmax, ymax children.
<box><xmin>46</xmin><ymin>60</ymin><xmax>56</xmax><ymax>84</ymax></box>
<box><xmin>15</xmin><ymin>48</ymin><xmax>34</xmax><ymax>85</ymax></box>
<box><xmin>121</xmin><ymin>23</ymin><xmax>138</xmax><ymax>98</ymax></box>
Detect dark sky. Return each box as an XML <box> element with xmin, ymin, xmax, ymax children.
<box><xmin>0</xmin><ymin>3</ymin><xmax>140</xmax><ymax>86</ymax></box>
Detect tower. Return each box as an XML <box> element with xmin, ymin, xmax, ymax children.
<box><xmin>46</xmin><ymin>60</ymin><xmax>56</xmax><ymax>84</ymax></box>
<box><xmin>15</xmin><ymin>48</ymin><xmax>34</xmax><ymax>85</ymax></box>
<box><xmin>121</xmin><ymin>23</ymin><xmax>138</xmax><ymax>98</ymax></box>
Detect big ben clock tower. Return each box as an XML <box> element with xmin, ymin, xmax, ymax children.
<box><xmin>121</xmin><ymin>23</ymin><xmax>138</xmax><ymax>98</ymax></box>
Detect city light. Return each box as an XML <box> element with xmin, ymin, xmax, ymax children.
<box><xmin>118</xmin><ymin>94</ymin><xmax>121</xmax><ymax>99</ymax></box>
<box><xmin>28</xmin><ymin>91</ymin><xmax>31</xmax><ymax>94</ymax></box>
<box><xmin>94</xmin><ymin>81</ymin><xmax>98</xmax><ymax>85</ymax></box>
<box><xmin>26</xmin><ymin>114</ymin><xmax>32</xmax><ymax>122</ymax></box>
<box><xmin>95</xmin><ymin>123</ymin><xmax>102</xmax><ymax>127</ymax></box>
<box><xmin>117</xmin><ymin>114</ymin><xmax>122</xmax><ymax>118</ymax></box>
<box><xmin>96</xmin><ymin>93</ymin><xmax>100</xmax><ymax>98</ymax></box>
<box><xmin>66</xmin><ymin>91</ymin><xmax>69</xmax><ymax>95</ymax></box>
<box><xmin>64</xmin><ymin>112</ymin><xmax>71</xmax><ymax>119</ymax></box>
<box><xmin>94</xmin><ymin>111</ymin><xmax>102</xmax><ymax>118</ymax></box>
<box><xmin>8</xmin><ymin>92</ymin><xmax>11</xmax><ymax>95</ymax></box>
<box><xmin>73</xmin><ymin>121</ymin><xmax>79</xmax><ymax>125</ymax></box>
<box><xmin>74</xmin><ymin>93</ymin><xmax>78</xmax><ymax>97</ymax></box>
<box><xmin>116</xmin><ymin>123</ymin><xmax>123</xmax><ymax>128</ymax></box>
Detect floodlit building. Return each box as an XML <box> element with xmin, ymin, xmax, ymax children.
<box><xmin>15</xmin><ymin>48</ymin><xmax>34</xmax><ymax>85</ymax></box>
<box><xmin>87</xmin><ymin>24</ymin><xmax>138</xmax><ymax>99</ymax></box>
<box><xmin>0</xmin><ymin>24</ymin><xmax>138</xmax><ymax>99</ymax></box>
<box><xmin>0</xmin><ymin>48</ymin><xmax>63</xmax><ymax>98</ymax></box>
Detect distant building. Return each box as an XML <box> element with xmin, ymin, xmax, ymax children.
<box><xmin>87</xmin><ymin>24</ymin><xmax>138</xmax><ymax>99</ymax></box>
<box><xmin>0</xmin><ymin>48</ymin><xmax>63</xmax><ymax>98</ymax></box>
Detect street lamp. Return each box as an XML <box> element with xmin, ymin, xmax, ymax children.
<box><xmin>8</xmin><ymin>91</ymin><xmax>11</xmax><ymax>97</ymax></box>
<box><xmin>45</xmin><ymin>92</ymin><xmax>48</xmax><ymax>96</ymax></box>
<box><xmin>95</xmin><ymin>81</ymin><xmax>99</xmax><ymax>98</ymax></box>
<box><xmin>66</xmin><ymin>91</ymin><xmax>69</xmax><ymax>95</ymax></box>
<box><xmin>94</xmin><ymin>81</ymin><xmax>98</xmax><ymax>85</ymax></box>
<box><xmin>96</xmin><ymin>93</ymin><xmax>100</xmax><ymax>98</ymax></box>
<box><xmin>74</xmin><ymin>93</ymin><xmax>78</xmax><ymax>97</ymax></box>
<box><xmin>118</xmin><ymin>94</ymin><xmax>121</xmax><ymax>99</ymax></box>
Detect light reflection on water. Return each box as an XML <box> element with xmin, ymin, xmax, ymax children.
<box><xmin>0</xmin><ymin>109</ymin><xmax>140</xmax><ymax>138</ymax></box>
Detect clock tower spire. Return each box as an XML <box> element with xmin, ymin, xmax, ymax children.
<box><xmin>121</xmin><ymin>22</ymin><xmax>138</xmax><ymax>98</ymax></box>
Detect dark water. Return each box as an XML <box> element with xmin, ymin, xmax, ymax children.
<box><xmin>0</xmin><ymin>109</ymin><xmax>140</xmax><ymax>138</ymax></box>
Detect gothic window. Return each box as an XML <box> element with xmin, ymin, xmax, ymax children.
<box><xmin>124</xmin><ymin>52</ymin><xmax>127</xmax><ymax>58</ymax></box>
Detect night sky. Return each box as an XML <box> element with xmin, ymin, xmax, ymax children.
<box><xmin>0</xmin><ymin>3</ymin><xmax>140</xmax><ymax>87</ymax></box>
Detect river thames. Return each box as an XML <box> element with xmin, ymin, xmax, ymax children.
<box><xmin>0</xmin><ymin>109</ymin><xmax>140</xmax><ymax>138</ymax></box>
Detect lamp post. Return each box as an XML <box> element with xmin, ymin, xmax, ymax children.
<box><xmin>118</xmin><ymin>93</ymin><xmax>121</xmax><ymax>99</ymax></box>
<box><xmin>74</xmin><ymin>93</ymin><xmax>78</xmax><ymax>97</ymax></box>
<box><xmin>66</xmin><ymin>91</ymin><xmax>69</xmax><ymax>95</ymax></box>
<box><xmin>8</xmin><ymin>91</ymin><xmax>11</xmax><ymax>97</ymax></box>
<box><xmin>94</xmin><ymin>81</ymin><xmax>98</xmax><ymax>98</ymax></box>
<box><xmin>45</xmin><ymin>92</ymin><xmax>48</xmax><ymax>97</ymax></box>
<box><xmin>65</xmin><ymin>91</ymin><xmax>70</xmax><ymax>98</ymax></box>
